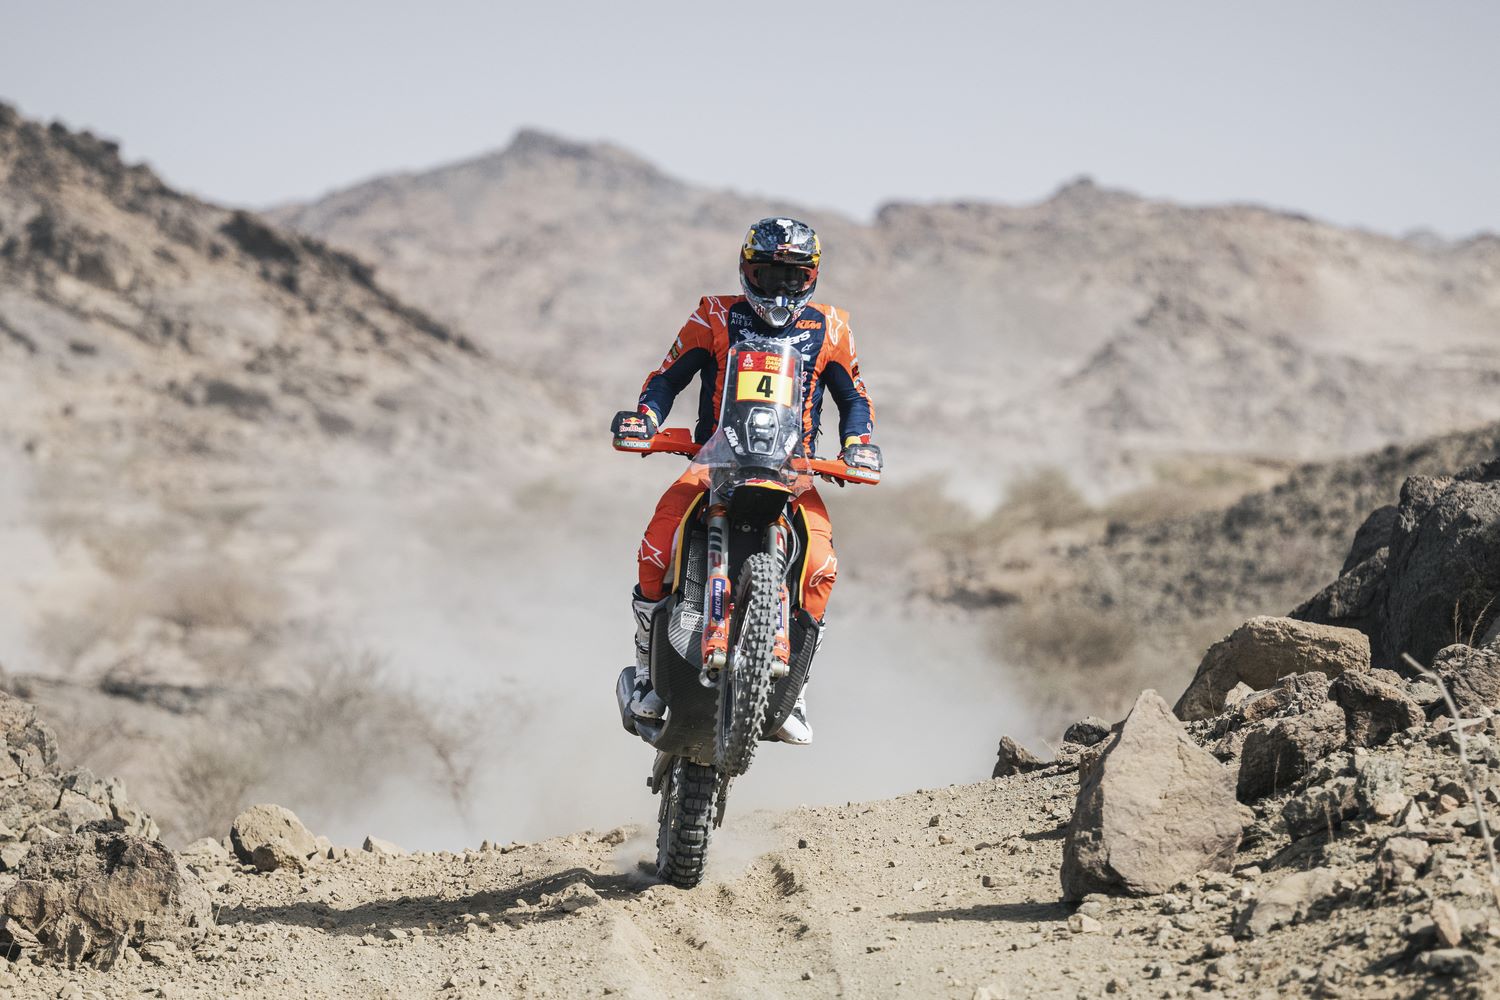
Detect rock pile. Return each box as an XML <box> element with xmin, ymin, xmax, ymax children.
<box><xmin>0</xmin><ymin>690</ymin><xmax>214</xmax><ymax>969</ymax></box>
<box><xmin>1173</xmin><ymin>616</ymin><xmax>1370</xmax><ymax>722</ymax></box>
<box><xmin>0</xmin><ymin>690</ymin><xmax>157</xmax><ymax>872</ymax></box>
<box><xmin>993</xmin><ymin>467</ymin><xmax>1500</xmax><ymax>987</ymax></box>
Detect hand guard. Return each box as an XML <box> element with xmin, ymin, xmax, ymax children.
<box><xmin>840</xmin><ymin>442</ymin><xmax>883</xmax><ymax>472</ymax></box>
<box><xmin>611</xmin><ymin>409</ymin><xmax>658</xmax><ymax>440</ymax></box>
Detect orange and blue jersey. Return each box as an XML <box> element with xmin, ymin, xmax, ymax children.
<box><xmin>637</xmin><ymin>295</ymin><xmax>874</xmax><ymax>454</ymax></box>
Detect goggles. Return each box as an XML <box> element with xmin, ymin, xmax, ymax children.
<box><xmin>743</xmin><ymin>262</ymin><xmax>816</xmax><ymax>297</ymax></box>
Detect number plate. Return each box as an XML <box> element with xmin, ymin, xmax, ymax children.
<box><xmin>734</xmin><ymin>352</ymin><xmax>794</xmax><ymax>405</ymax></box>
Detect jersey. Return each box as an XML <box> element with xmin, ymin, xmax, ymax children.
<box><xmin>637</xmin><ymin>295</ymin><xmax>874</xmax><ymax>454</ymax></box>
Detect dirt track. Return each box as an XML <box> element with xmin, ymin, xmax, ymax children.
<box><xmin>9</xmin><ymin>755</ymin><xmax>1475</xmax><ymax>1000</ymax></box>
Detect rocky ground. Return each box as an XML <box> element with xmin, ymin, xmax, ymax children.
<box><xmin>1</xmin><ymin>705</ymin><xmax>1495</xmax><ymax>999</ymax></box>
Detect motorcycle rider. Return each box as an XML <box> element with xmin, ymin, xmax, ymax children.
<box><xmin>612</xmin><ymin>218</ymin><xmax>882</xmax><ymax>745</ymax></box>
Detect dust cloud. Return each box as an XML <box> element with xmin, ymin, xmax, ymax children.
<box><xmin>303</xmin><ymin>453</ymin><xmax>1026</xmax><ymax>851</ymax></box>
<box><xmin>2</xmin><ymin>425</ymin><xmax>1029</xmax><ymax>852</ymax></box>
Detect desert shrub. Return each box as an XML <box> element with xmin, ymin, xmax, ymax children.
<box><xmin>147</xmin><ymin>560</ymin><xmax>283</xmax><ymax>632</ymax></box>
<box><xmin>973</xmin><ymin>467</ymin><xmax>1094</xmax><ymax>545</ymax></box>
<box><xmin>165</xmin><ymin>735</ymin><xmax>269</xmax><ymax>843</ymax></box>
<box><xmin>157</xmin><ymin>645</ymin><xmax>494</xmax><ymax>842</ymax></box>
<box><xmin>827</xmin><ymin>475</ymin><xmax>976</xmax><ymax>579</ymax></box>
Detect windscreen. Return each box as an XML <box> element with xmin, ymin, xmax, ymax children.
<box><xmin>690</xmin><ymin>336</ymin><xmax>811</xmax><ymax>494</ymax></box>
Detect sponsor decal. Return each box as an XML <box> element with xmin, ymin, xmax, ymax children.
<box><xmin>795</xmin><ymin>319</ymin><xmax>820</xmax><ymax>330</ymax></box>
<box><xmin>710</xmin><ymin>577</ymin><xmax>728</xmax><ymax>621</ymax></box>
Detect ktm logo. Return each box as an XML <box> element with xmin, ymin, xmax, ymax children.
<box><xmin>795</xmin><ymin>320</ymin><xmax>820</xmax><ymax>329</ymax></box>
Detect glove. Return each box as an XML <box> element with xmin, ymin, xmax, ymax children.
<box><xmin>611</xmin><ymin>408</ymin><xmax>659</xmax><ymax>440</ymax></box>
<box><xmin>840</xmin><ymin>442</ymin><xmax>883</xmax><ymax>472</ymax></box>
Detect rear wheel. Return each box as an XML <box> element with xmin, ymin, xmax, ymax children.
<box><xmin>716</xmin><ymin>551</ymin><xmax>780</xmax><ymax>777</ymax></box>
<box><xmin>656</xmin><ymin>756</ymin><xmax>716</xmax><ymax>888</ymax></box>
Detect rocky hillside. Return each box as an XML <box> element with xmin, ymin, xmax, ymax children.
<box><xmin>944</xmin><ymin>422</ymin><xmax>1500</xmax><ymax>726</ymax></box>
<box><xmin>274</xmin><ymin>132</ymin><xmax>1500</xmax><ymax>490</ymax></box>
<box><xmin>0</xmin><ymin>104</ymin><xmax>551</xmax><ymax>846</ymax></box>
<box><xmin>0</xmin><ymin>103</ymin><xmax>544</xmax><ymax>481</ymax></box>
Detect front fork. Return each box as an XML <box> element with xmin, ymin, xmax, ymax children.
<box><xmin>700</xmin><ymin>505</ymin><xmax>731</xmax><ymax>685</ymax></box>
<box><xmin>700</xmin><ymin>508</ymin><xmax>794</xmax><ymax>687</ymax></box>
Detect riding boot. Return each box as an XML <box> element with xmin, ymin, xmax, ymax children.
<box><xmin>629</xmin><ymin>588</ymin><xmax>668</xmax><ymax>720</ymax></box>
<box><xmin>776</xmin><ymin>617</ymin><xmax>823</xmax><ymax>745</ymax></box>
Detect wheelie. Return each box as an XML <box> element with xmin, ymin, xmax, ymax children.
<box><xmin>612</xmin><ymin>218</ymin><xmax>882</xmax><ymax>887</ymax></box>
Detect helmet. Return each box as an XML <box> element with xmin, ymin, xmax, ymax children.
<box><xmin>739</xmin><ymin>218</ymin><xmax>820</xmax><ymax>328</ymax></box>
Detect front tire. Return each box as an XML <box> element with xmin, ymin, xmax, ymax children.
<box><xmin>656</xmin><ymin>756</ymin><xmax>716</xmax><ymax>888</ymax></box>
<box><xmin>716</xmin><ymin>551</ymin><xmax>780</xmax><ymax>777</ymax></box>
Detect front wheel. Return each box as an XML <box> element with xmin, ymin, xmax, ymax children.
<box><xmin>656</xmin><ymin>756</ymin><xmax>716</xmax><ymax>888</ymax></box>
<box><xmin>716</xmin><ymin>551</ymin><xmax>781</xmax><ymax>777</ymax></box>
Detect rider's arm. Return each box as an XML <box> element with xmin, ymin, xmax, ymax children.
<box><xmin>637</xmin><ymin>298</ymin><xmax>716</xmax><ymax>426</ymax></box>
<box><xmin>822</xmin><ymin>310</ymin><xmax>875</xmax><ymax>450</ymax></box>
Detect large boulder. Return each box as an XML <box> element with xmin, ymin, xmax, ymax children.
<box><xmin>1174</xmin><ymin>617</ymin><xmax>1370</xmax><ymax>722</ymax></box>
<box><xmin>1236</xmin><ymin>703</ymin><xmax>1346</xmax><ymax>802</ymax></box>
<box><xmin>1062</xmin><ymin>690</ymin><xmax>1250</xmax><ymax>899</ymax></box>
<box><xmin>230</xmin><ymin>804</ymin><xmax>319</xmax><ymax>872</ymax></box>
<box><xmin>0</xmin><ymin>831</ymin><xmax>212</xmax><ymax>967</ymax></box>
<box><xmin>1329</xmin><ymin>671</ymin><xmax>1424</xmax><ymax>747</ymax></box>
<box><xmin>1297</xmin><ymin>461</ymin><xmax>1500</xmax><ymax>667</ymax></box>
<box><xmin>1382</xmin><ymin>463</ymin><xmax>1500</xmax><ymax>665</ymax></box>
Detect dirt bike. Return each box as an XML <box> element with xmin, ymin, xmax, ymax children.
<box><xmin>612</xmin><ymin>334</ymin><xmax>879</xmax><ymax>888</ymax></box>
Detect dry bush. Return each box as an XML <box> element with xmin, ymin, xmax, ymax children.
<box><xmin>146</xmin><ymin>560</ymin><xmax>284</xmax><ymax>632</ymax></box>
<box><xmin>975</xmin><ymin>467</ymin><xmax>1094</xmax><ymax>544</ymax></box>
<box><xmin>988</xmin><ymin>592</ymin><xmax>1250</xmax><ymax>734</ymax></box>
<box><xmin>159</xmin><ymin>646</ymin><xmax>496</xmax><ymax>842</ymax></box>
<box><xmin>828</xmin><ymin>475</ymin><xmax>976</xmax><ymax>579</ymax></box>
<box><xmin>1098</xmin><ymin>457</ymin><xmax>1287</xmax><ymax>528</ymax></box>
<box><xmin>164</xmin><ymin>735</ymin><xmax>269</xmax><ymax>843</ymax></box>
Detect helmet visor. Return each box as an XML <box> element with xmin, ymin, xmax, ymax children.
<box><xmin>743</xmin><ymin>262</ymin><xmax>816</xmax><ymax>298</ymax></box>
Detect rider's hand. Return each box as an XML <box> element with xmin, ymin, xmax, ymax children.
<box><xmin>840</xmin><ymin>442</ymin><xmax>883</xmax><ymax>472</ymax></box>
<box><xmin>611</xmin><ymin>408</ymin><xmax>659</xmax><ymax>440</ymax></box>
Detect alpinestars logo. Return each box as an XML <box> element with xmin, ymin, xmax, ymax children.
<box><xmin>807</xmin><ymin>555</ymin><xmax>838</xmax><ymax>588</ymax></box>
<box><xmin>638</xmin><ymin>538</ymin><xmax>667</xmax><ymax>570</ymax></box>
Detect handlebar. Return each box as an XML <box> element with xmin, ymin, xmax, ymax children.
<box><xmin>613</xmin><ymin>427</ymin><xmax>880</xmax><ymax>486</ymax></box>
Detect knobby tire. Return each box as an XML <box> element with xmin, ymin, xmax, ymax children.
<box><xmin>716</xmin><ymin>551</ymin><xmax>780</xmax><ymax>778</ymax></box>
<box><xmin>656</xmin><ymin>756</ymin><xmax>716</xmax><ymax>888</ymax></box>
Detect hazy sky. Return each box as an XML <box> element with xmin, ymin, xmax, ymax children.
<box><xmin>3</xmin><ymin>1</ymin><xmax>1496</xmax><ymax>236</ymax></box>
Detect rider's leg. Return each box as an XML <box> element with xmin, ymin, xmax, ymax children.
<box><xmin>778</xmin><ymin>487</ymin><xmax>836</xmax><ymax>745</ymax></box>
<box><xmin>626</xmin><ymin>468</ymin><xmax>710</xmax><ymax>723</ymax></box>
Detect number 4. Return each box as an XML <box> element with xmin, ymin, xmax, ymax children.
<box><xmin>756</xmin><ymin>375</ymin><xmax>773</xmax><ymax>397</ymax></box>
